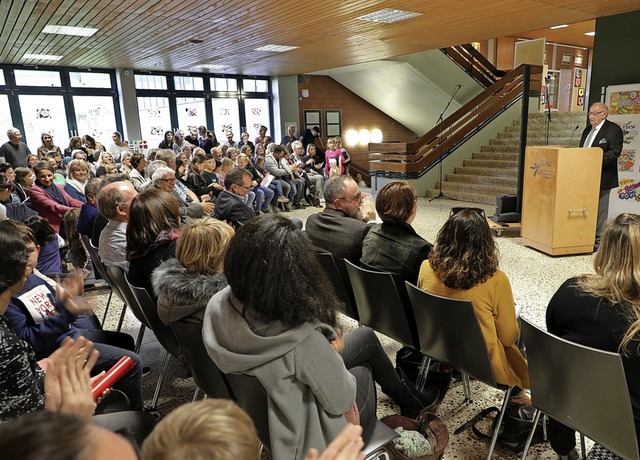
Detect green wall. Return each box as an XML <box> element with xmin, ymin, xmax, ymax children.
<box><xmin>590</xmin><ymin>10</ymin><xmax>640</xmax><ymax>108</ymax></box>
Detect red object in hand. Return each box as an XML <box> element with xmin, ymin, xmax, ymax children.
<box><xmin>91</xmin><ymin>356</ymin><xmax>134</xmax><ymax>401</ymax></box>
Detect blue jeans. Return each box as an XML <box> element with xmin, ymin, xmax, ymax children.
<box><xmin>269</xmin><ymin>181</ymin><xmax>283</xmax><ymax>201</ymax></box>
<box><xmin>91</xmin><ymin>341</ymin><xmax>145</xmax><ymax>410</ymax></box>
<box><xmin>253</xmin><ymin>184</ymin><xmax>274</xmax><ymax>211</ymax></box>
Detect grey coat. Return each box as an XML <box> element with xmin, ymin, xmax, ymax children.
<box><xmin>202</xmin><ymin>286</ymin><xmax>356</xmax><ymax>460</ymax></box>
<box><xmin>151</xmin><ymin>258</ymin><xmax>228</xmax><ymax>325</ymax></box>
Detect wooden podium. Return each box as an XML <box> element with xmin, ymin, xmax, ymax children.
<box><xmin>521</xmin><ymin>146</ymin><xmax>602</xmax><ymax>256</ymax></box>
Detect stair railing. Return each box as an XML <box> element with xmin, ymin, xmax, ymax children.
<box><xmin>368</xmin><ymin>64</ymin><xmax>542</xmax><ymax>180</ymax></box>
<box><xmin>441</xmin><ymin>44</ymin><xmax>506</xmax><ymax>88</ymax></box>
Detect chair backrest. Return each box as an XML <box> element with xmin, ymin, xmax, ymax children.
<box><xmin>223</xmin><ymin>373</ymin><xmax>271</xmax><ymax>451</ymax></box>
<box><xmin>521</xmin><ymin>319</ymin><xmax>640</xmax><ymax>460</ymax></box>
<box><xmin>405</xmin><ymin>282</ymin><xmax>496</xmax><ymax>387</ymax></box>
<box><xmin>316</xmin><ymin>252</ymin><xmax>359</xmax><ymax>321</ymax></box>
<box><xmin>103</xmin><ymin>265</ymin><xmax>151</xmax><ymax>329</ymax></box>
<box><xmin>83</xmin><ymin>236</ymin><xmax>127</xmax><ymax>304</ymax></box>
<box><xmin>170</xmin><ymin>321</ymin><xmax>232</xmax><ymax>400</ymax></box>
<box><xmin>125</xmin><ymin>276</ymin><xmax>181</xmax><ymax>359</ymax></box>
<box><xmin>344</xmin><ymin>259</ymin><xmax>419</xmax><ymax>349</ymax></box>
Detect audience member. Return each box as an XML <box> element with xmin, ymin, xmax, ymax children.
<box><xmin>36</xmin><ymin>132</ymin><xmax>62</xmax><ymax>158</ymax></box>
<box><xmin>417</xmin><ymin>208</ymin><xmax>530</xmax><ymax>404</ymax></box>
<box><xmin>64</xmin><ymin>159</ymin><xmax>90</xmax><ymax>203</ymax></box>
<box><xmin>63</xmin><ymin>136</ymin><xmax>87</xmax><ymax>158</ymax></box>
<box><xmin>97</xmin><ymin>181</ymin><xmax>137</xmax><ymax>270</ymax></box>
<box><xmin>152</xmin><ymin>217</ymin><xmax>232</xmax><ymax>326</ymax></box>
<box><xmin>0</xmin><ymin>127</ymin><xmax>31</xmax><ymax>167</ymax></box>
<box><xmin>546</xmin><ymin>213</ymin><xmax>640</xmax><ymax>459</ymax></box>
<box><xmin>82</xmin><ymin>134</ymin><xmax>104</xmax><ymax>162</ymax></box>
<box><xmin>361</xmin><ymin>181</ymin><xmax>432</xmax><ymax>284</ymax></box>
<box><xmin>254</xmin><ymin>125</ymin><xmax>273</xmax><ymax>147</ymax></box>
<box><xmin>265</xmin><ymin>145</ymin><xmax>297</xmax><ymax>210</ymax></box>
<box><xmin>24</xmin><ymin>215</ymin><xmax>62</xmax><ymax>275</ymax></box>
<box><xmin>324</xmin><ymin>137</ymin><xmax>346</xmax><ymax>177</ymax></box>
<box><xmin>198</xmin><ymin>126</ymin><xmax>215</xmax><ymax>153</ymax></box>
<box><xmin>127</xmin><ymin>152</ymin><xmax>150</xmax><ymax>191</ymax></box>
<box><xmin>108</xmin><ymin>131</ymin><xmax>128</xmax><ymax>163</ymax></box>
<box><xmin>305</xmin><ymin>175</ymin><xmax>371</xmax><ymax>262</ymax></box>
<box><xmin>237</xmin><ymin>153</ymin><xmax>274</xmax><ymax>213</ymax></box>
<box><xmin>29</xmin><ymin>160</ymin><xmax>83</xmax><ymax>234</ymax></box>
<box><xmin>172</xmin><ymin>129</ymin><xmax>186</xmax><ymax>153</ymax></box>
<box><xmin>280</xmin><ymin>124</ymin><xmax>298</xmax><ymax>151</ymax></box>
<box><xmin>95</xmin><ymin>151</ymin><xmax>117</xmax><ymax>177</ymax></box>
<box><xmin>236</xmin><ymin>132</ymin><xmax>255</xmax><ymax>151</ymax></box>
<box><xmin>203</xmin><ymin>215</ymin><xmax>429</xmax><ymax>459</ymax></box>
<box><xmin>126</xmin><ymin>189</ymin><xmax>181</xmax><ymax>300</ymax></box>
<box><xmin>76</xmin><ymin>178</ymin><xmax>101</xmax><ymax>237</ymax></box>
<box><xmin>213</xmin><ymin>167</ymin><xmax>256</xmax><ymax>227</ymax></box>
<box><xmin>301</xmin><ymin>125</ymin><xmax>324</xmax><ymax>152</ymax></box>
<box><xmin>158</xmin><ymin>130</ymin><xmax>174</xmax><ymax>149</ymax></box>
<box><xmin>334</xmin><ymin>137</ymin><xmax>351</xmax><ymax>175</ymax></box>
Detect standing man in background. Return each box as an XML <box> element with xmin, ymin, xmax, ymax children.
<box><xmin>0</xmin><ymin>128</ymin><xmax>31</xmax><ymax>168</ymax></box>
<box><xmin>579</xmin><ymin>102</ymin><xmax>623</xmax><ymax>250</ymax></box>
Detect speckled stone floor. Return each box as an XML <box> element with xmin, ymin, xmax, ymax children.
<box><xmin>87</xmin><ymin>196</ymin><xmax>596</xmax><ymax>459</ymax></box>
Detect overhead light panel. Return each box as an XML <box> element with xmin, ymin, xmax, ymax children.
<box><xmin>550</xmin><ymin>24</ymin><xmax>569</xmax><ymax>29</ymax></box>
<box><xmin>43</xmin><ymin>25</ymin><xmax>98</xmax><ymax>37</ymax></box>
<box><xmin>357</xmin><ymin>8</ymin><xmax>422</xmax><ymax>24</ymax></box>
<box><xmin>196</xmin><ymin>64</ymin><xmax>228</xmax><ymax>70</ymax></box>
<box><xmin>585</xmin><ymin>31</ymin><xmax>595</xmax><ymax>36</ymax></box>
<box><xmin>22</xmin><ymin>53</ymin><xmax>63</xmax><ymax>61</ymax></box>
<box><xmin>254</xmin><ymin>44</ymin><xmax>298</xmax><ymax>53</ymax></box>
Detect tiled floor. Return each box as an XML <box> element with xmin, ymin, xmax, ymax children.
<box><xmin>87</xmin><ymin>196</ymin><xmax>597</xmax><ymax>459</ymax></box>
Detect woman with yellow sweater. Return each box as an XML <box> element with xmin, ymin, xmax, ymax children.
<box><xmin>417</xmin><ymin>208</ymin><xmax>529</xmax><ymax>403</ymax></box>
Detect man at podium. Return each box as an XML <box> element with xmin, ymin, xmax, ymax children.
<box><xmin>579</xmin><ymin>102</ymin><xmax>623</xmax><ymax>249</ymax></box>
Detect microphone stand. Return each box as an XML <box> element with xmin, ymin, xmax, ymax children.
<box><xmin>430</xmin><ymin>84</ymin><xmax>462</xmax><ymax>202</ymax></box>
<box><xmin>545</xmin><ymin>77</ymin><xmax>552</xmax><ymax>146</ymax></box>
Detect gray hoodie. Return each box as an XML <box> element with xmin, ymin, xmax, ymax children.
<box><xmin>202</xmin><ymin>286</ymin><xmax>356</xmax><ymax>460</ymax></box>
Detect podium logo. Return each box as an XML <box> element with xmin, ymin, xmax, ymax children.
<box><xmin>530</xmin><ymin>160</ymin><xmax>552</xmax><ymax>179</ymax></box>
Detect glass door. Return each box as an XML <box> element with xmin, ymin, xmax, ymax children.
<box><xmin>18</xmin><ymin>94</ymin><xmax>70</xmax><ymax>149</ymax></box>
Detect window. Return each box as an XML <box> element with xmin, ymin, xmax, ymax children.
<box><xmin>0</xmin><ymin>71</ymin><xmax>5</xmax><ymax>86</ymax></box>
<box><xmin>14</xmin><ymin>69</ymin><xmax>61</xmax><ymax>87</ymax></box>
<box><xmin>72</xmin><ymin>96</ymin><xmax>118</xmax><ymax>147</ymax></box>
<box><xmin>137</xmin><ymin>97</ymin><xmax>171</xmax><ymax>145</ymax></box>
<box><xmin>134</xmin><ymin>74</ymin><xmax>167</xmax><ymax>90</ymax></box>
<box><xmin>243</xmin><ymin>79</ymin><xmax>268</xmax><ymax>93</ymax></box>
<box><xmin>211</xmin><ymin>98</ymin><xmax>240</xmax><ymax>140</ymax></box>
<box><xmin>174</xmin><ymin>76</ymin><xmax>204</xmax><ymax>91</ymax></box>
<box><xmin>176</xmin><ymin>97</ymin><xmax>206</xmax><ymax>133</ymax></box>
<box><xmin>210</xmin><ymin>77</ymin><xmax>237</xmax><ymax>92</ymax></box>
<box><xmin>69</xmin><ymin>72</ymin><xmax>112</xmax><ymax>88</ymax></box>
<box><xmin>19</xmin><ymin>95</ymin><xmax>69</xmax><ymax>146</ymax></box>
<box><xmin>244</xmin><ymin>99</ymin><xmax>271</xmax><ymax>139</ymax></box>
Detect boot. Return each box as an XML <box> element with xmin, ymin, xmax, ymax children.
<box><xmin>558</xmin><ymin>448</ymin><xmax>579</xmax><ymax>460</ymax></box>
<box><xmin>389</xmin><ymin>379</ymin><xmax>425</xmax><ymax>419</ymax></box>
<box><xmin>509</xmin><ymin>390</ymin><xmax>531</xmax><ymax>406</ymax></box>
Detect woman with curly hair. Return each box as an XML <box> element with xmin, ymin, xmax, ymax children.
<box><xmin>203</xmin><ymin>214</ymin><xmax>429</xmax><ymax>460</ymax></box>
<box><xmin>417</xmin><ymin>208</ymin><xmax>529</xmax><ymax>403</ymax></box>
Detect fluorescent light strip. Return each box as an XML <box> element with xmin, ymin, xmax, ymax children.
<box><xmin>550</xmin><ymin>24</ymin><xmax>568</xmax><ymax>29</ymax></box>
<box><xmin>254</xmin><ymin>44</ymin><xmax>298</xmax><ymax>53</ymax></box>
<box><xmin>585</xmin><ymin>32</ymin><xmax>595</xmax><ymax>36</ymax></box>
<box><xmin>22</xmin><ymin>53</ymin><xmax>63</xmax><ymax>61</ymax></box>
<box><xmin>357</xmin><ymin>8</ymin><xmax>422</xmax><ymax>24</ymax></box>
<box><xmin>197</xmin><ymin>64</ymin><xmax>228</xmax><ymax>70</ymax></box>
<box><xmin>43</xmin><ymin>25</ymin><xmax>98</xmax><ymax>37</ymax></box>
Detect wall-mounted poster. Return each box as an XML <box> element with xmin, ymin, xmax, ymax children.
<box><xmin>562</xmin><ymin>53</ymin><xmax>572</xmax><ymax>65</ymax></box>
<box><xmin>574</xmin><ymin>55</ymin><xmax>583</xmax><ymax>66</ymax></box>
<box><xmin>304</xmin><ymin>110</ymin><xmax>322</xmax><ymax>136</ymax></box>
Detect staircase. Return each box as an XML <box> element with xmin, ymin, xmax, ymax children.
<box><xmin>425</xmin><ymin>111</ymin><xmax>586</xmax><ymax>204</ymax></box>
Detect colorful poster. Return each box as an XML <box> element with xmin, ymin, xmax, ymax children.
<box><xmin>606</xmin><ymin>83</ymin><xmax>640</xmax><ymax>216</ymax></box>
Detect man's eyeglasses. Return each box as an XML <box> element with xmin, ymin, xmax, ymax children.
<box><xmin>589</xmin><ymin>111</ymin><xmax>605</xmax><ymax>117</ymax></box>
<box><xmin>235</xmin><ymin>183</ymin><xmax>251</xmax><ymax>191</ymax></box>
<box><xmin>340</xmin><ymin>192</ymin><xmax>362</xmax><ymax>202</ymax></box>
<box><xmin>158</xmin><ymin>178</ymin><xmax>176</xmax><ymax>183</ymax></box>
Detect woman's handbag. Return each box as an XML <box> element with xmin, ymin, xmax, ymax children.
<box><xmin>381</xmin><ymin>410</ymin><xmax>449</xmax><ymax>460</ymax></box>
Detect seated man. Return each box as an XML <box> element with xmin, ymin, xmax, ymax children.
<box><xmin>305</xmin><ymin>175</ymin><xmax>371</xmax><ymax>263</ymax></box>
<box><xmin>76</xmin><ymin>178</ymin><xmax>101</xmax><ymax>237</ymax></box>
<box><xmin>213</xmin><ymin>167</ymin><xmax>256</xmax><ymax>228</ymax></box>
<box><xmin>97</xmin><ymin>181</ymin><xmax>137</xmax><ymax>270</ymax></box>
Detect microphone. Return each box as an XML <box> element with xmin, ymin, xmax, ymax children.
<box><xmin>569</xmin><ymin>125</ymin><xmax>580</xmax><ymax>146</ymax></box>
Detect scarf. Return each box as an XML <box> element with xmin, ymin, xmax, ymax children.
<box><xmin>127</xmin><ymin>228</ymin><xmax>181</xmax><ymax>260</ymax></box>
<box><xmin>36</xmin><ymin>181</ymin><xmax>68</xmax><ymax>206</ymax></box>
<box><xmin>65</xmin><ymin>178</ymin><xmax>86</xmax><ymax>195</ymax></box>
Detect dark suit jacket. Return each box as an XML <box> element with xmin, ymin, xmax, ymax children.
<box><xmin>304</xmin><ymin>207</ymin><xmax>371</xmax><ymax>263</ymax></box>
<box><xmin>579</xmin><ymin>119</ymin><xmax>623</xmax><ymax>191</ymax></box>
<box><xmin>213</xmin><ymin>190</ymin><xmax>256</xmax><ymax>227</ymax></box>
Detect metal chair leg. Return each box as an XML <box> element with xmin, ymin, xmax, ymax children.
<box><xmin>151</xmin><ymin>350</ymin><xmax>171</xmax><ymax>409</ymax></box>
<box><xmin>519</xmin><ymin>408</ymin><xmax>542</xmax><ymax>460</ymax></box>
<box><xmin>580</xmin><ymin>433</ymin><xmax>586</xmax><ymax>459</ymax></box>
<box><xmin>416</xmin><ymin>356</ymin><xmax>431</xmax><ymax>392</ymax></box>
<box><xmin>486</xmin><ymin>386</ymin><xmax>514</xmax><ymax>459</ymax></box>
<box><xmin>134</xmin><ymin>324</ymin><xmax>146</xmax><ymax>354</ymax></box>
<box><xmin>192</xmin><ymin>387</ymin><xmax>200</xmax><ymax>402</ymax></box>
<box><xmin>462</xmin><ymin>372</ymin><xmax>472</xmax><ymax>402</ymax></box>
<box><xmin>116</xmin><ymin>304</ymin><xmax>127</xmax><ymax>332</ymax></box>
<box><xmin>101</xmin><ymin>288</ymin><xmax>113</xmax><ymax>325</ymax></box>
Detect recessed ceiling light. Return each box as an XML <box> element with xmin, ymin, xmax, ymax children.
<box><xmin>585</xmin><ymin>31</ymin><xmax>595</xmax><ymax>36</ymax></box>
<box><xmin>357</xmin><ymin>8</ymin><xmax>422</xmax><ymax>24</ymax></box>
<box><xmin>550</xmin><ymin>24</ymin><xmax>569</xmax><ymax>29</ymax></box>
<box><xmin>42</xmin><ymin>25</ymin><xmax>98</xmax><ymax>37</ymax></box>
<box><xmin>254</xmin><ymin>44</ymin><xmax>298</xmax><ymax>53</ymax></box>
<box><xmin>189</xmin><ymin>38</ymin><xmax>204</xmax><ymax>44</ymax></box>
<box><xmin>197</xmin><ymin>64</ymin><xmax>228</xmax><ymax>70</ymax></box>
<box><xmin>22</xmin><ymin>53</ymin><xmax>63</xmax><ymax>61</ymax></box>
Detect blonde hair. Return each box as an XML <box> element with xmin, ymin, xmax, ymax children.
<box><xmin>175</xmin><ymin>217</ymin><xmax>234</xmax><ymax>275</ymax></box>
<box><xmin>66</xmin><ymin>159</ymin><xmax>89</xmax><ymax>178</ymax></box>
<box><xmin>577</xmin><ymin>213</ymin><xmax>640</xmax><ymax>353</ymax></box>
<box><xmin>142</xmin><ymin>399</ymin><xmax>260</xmax><ymax>460</ymax></box>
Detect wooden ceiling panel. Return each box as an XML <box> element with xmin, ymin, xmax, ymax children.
<box><xmin>1</xmin><ymin>0</ymin><xmax>637</xmax><ymax>75</ymax></box>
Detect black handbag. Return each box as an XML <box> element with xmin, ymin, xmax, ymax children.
<box><xmin>395</xmin><ymin>346</ymin><xmax>453</xmax><ymax>402</ymax></box>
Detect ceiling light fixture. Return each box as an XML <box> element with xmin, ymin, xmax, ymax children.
<box><xmin>585</xmin><ymin>31</ymin><xmax>595</xmax><ymax>36</ymax></box>
<box><xmin>22</xmin><ymin>53</ymin><xmax>63</xmax><ymax>61</ymax></box>
<box><xmin>357</xmin><ymin>8</ymin><xmax>422</xmax><ymax>24</ymax></box>
<box><xmin>196</xmin><ymin>64</ymin><xmax>228</xmax><ymax>70</ymax></box>
<box><xmin>42</xmin><ymin>25</ymin><xmax>98</xmax><ymax>37</ymax></box>
<box><xmin>550</xmin><ymin>24</ymin><xmax>569</xmax><ymax>29</ymax></box>
<box><xmin>254</xmin><ymin>44</ymin><xmax>298</xmax><ymax>53</ymax></box>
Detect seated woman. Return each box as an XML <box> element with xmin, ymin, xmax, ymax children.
<box><xmin>63</xmin><ymin>159</ymin><xmax>90</xmax><ymax>203</ymax></box>
<box><xmin>185</xmin><ymin>152</ymin><xmax>212</xmax><ymax>203</ymax></box>
<box><xmin>152</xmin><ymin>217</ymin><xmax>233</xmax><ymax>326</ymax></box>
<box><xmin>24</xmin><ymin>216</ymin><xmax>63</xmax><ymax>275</ymax></box>
<box><xmin>126</xmin><ymin>188</ymin><xmax>182</xmax><ymax>301</ymax></box>
<box><xmin>29</xmin><ymin>161</ymin><xmax>83</xmax><ymax>234</ymax></box>
<box><xmin>127</xmin><ymin>153</ymin><xmax>150</xmax><ymax>192</ymax></box>
<box><xmin>361</xmin><ymin>181</ymin><xmax>432</xmax><ymax>285</ymax></box>
<box><xmin>203</xmin><ymin>215</ymin><xmax>431</xmax><ymax>460</ymax></box>
<box><xmin>36</xmin><ymin>132</ymin><xmax>63</xmax><ymax>158</ymax></box>
<box><xmin>237</xmin><ymin>153</ymin><xmax>274</xmax><ymax>214</ymax></box>
<box><xmin>95</xmin><ymin>152</ymin><xmax>118</xmax><ymax>177</ymax></box>
<box><xmin>546</xmin><ymin>213</ymin><xmax>640</xmax><ymax>459</ymax></box>
<box><xmin>417</xmin><ymin>208</ymin><xmax>530</xmax><ymax>404</ymax></box>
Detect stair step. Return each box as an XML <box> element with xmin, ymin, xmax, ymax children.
<box><xmin>445</xmin><ymin>174</ymin><xmax>517</xmax><ymax>187</ymax></box>
<box><xmin>425</xmin><ymin>188</ymin><xmax>499</xmax><ymax>205</ymax></box>
<box><xmin>454</xmin><ymin>166</ymin><xmax>518</xmax><ymax>177</ymax></box>
<box><xmin>473</xmin><ymin>151</ymin><xmax>519</xmax><ymax>161</ymax></box>
<box><xmin>503</xmin><ymin>125</ymin><xmax>583</xmax><ymax>135</ymax></box>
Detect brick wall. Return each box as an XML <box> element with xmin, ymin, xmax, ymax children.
<box><xmin>297</xmin><ymin>75</ymin><xmax>418</xmax><ymax>183</ymax></box>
